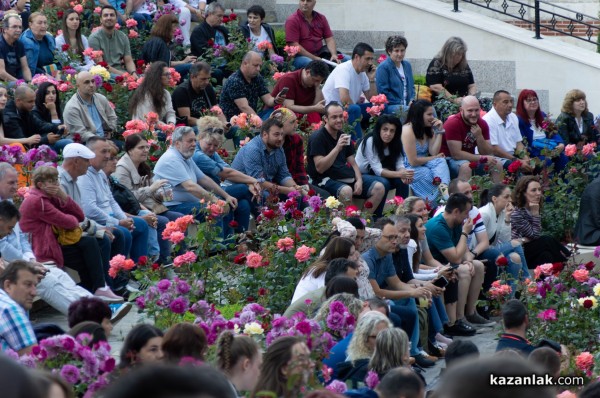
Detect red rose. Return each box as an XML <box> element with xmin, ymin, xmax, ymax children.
<box><xmin>61</xmin><ymin>43</ymin><xmax>70</xmax><ymax>52</ymax></box>
<box><xmin>364</xmin><ymin>201</ymin><xmax>373</xmax><ymax>209</ymax></box>
<box><xmin>468</xmin><ymin>161</ymin><xmax>478</xmax><ymax>169</ymax></box>
<box><xmin>229</xmin><ymin>220</ymin><xmax>239</xmax><ymax>228</ymax></box>
<box><xmin>57</xmin><ymin>10</ymin><xmax>64</xmax><ymax>18</ymax></box>
<box><xmin>247</xmin><ymin>296</ymin><xmax>255</xmax><ymax>302</ymax></box>
<box><xmin>496</xmin><ymin>256</ymin><xmax>508</xmax><ymax>266</ymax></box>
<box><xmin>115</xmin><ymin>75</ymin><xmax>124</xmax><ymax>83</ymax></box>
<box><xmin>207</xmin><ymin>39</ymin><xmax>214</xmax><ymax>47</ymax></box>
<box><xmin>432</xmin><ymin>176</ymin><xmax>441</xmax><ymax>186</ymax></box>
<box><xmin>138</xmin><ymin>255</ymin><xmax>148</xmax><ymax>265</ymax></box>
<box><xmin>507</xmin><ymin>160</ymin><xmax>522</xmax><ymax>174</ymax></box>
<box><xmin>73</xmin><ymin>133</ymin><xmax>82</xmax><ymax>143</ymax></box>
<box><xmin>483</xmin><ymin>165</ymin><xmax>490</xmax><ymax>172</ymax></box>
<box><xmin>552</xmin><ymin>262</ymin><xmax>564</xmax><ymax>273</ymax></box>
<box><xmin>261</xmin><ymin>260</ymin><xmax>270</xmax><ymax>267</ymax></box>
<box><xmin>136</xmin><ymin>68</ymin><xmax>143</xmax><ymax>75</ymax></box>
<box><xmin>258</xmin><ymin>287</ymin><xmax>266</xmax><ymax>296</ymax></box>
<box><xmin>98</xmin><ymin>61</ymin><xmax>108</xmax><ymax>67</ymax></box>
<box><xmin>120</xmin><ymin>3</ymin><xmax>126</xmax><ymax>8</ymax></box>
<box><xmin>585</xmin><ymin>261</ymin><xmax>595</xmax><ymax>271</ymax></box>
<box><xmin>150</xmin><ymin>156</ymin><xmax>158</xmax><ymax>162</ymax></box>
<box><xmin>337</xmin><ymin>53</ymin><xmax>344</xmax><ymax>60</ymax></box>
<box><xmin>151</xmin><ymin>263</ymin><xmax>159</xmax><ymax>270</ymax></box>
<box><xmin>307</xmin><ymin>189</ymin><xmax>316</xmax><ymax>196</ymax></box>
<box><xmin>471</xmin><ymin>184</ymin><xmax>479</xmax><ymax>191</ymax></box>
<box><xmin>222</xmin><ymin>16</ymin><xmax>230</xmax><ymax>23</ymax></box>
<box><xmin>479</xmin><ymin>156</ymin><xmax>488</xmax><ymax>164</ymax></box>
<box><xmin>292</xmin><ymin>209</ymin><xmax>303</xmax><ymax>219</ymax></box>
<box><xmin>263</xmin><ymin>209</ymin><xmax>276</xmax><ymax>220</ymax></box>
<box><xmin>102</xmin><ymin>82</ymin><xmax>113</xmax><ymax>92</ymax></box>
<box><xmin>233</xmin><ymin>253</ymin><xmax>246</xmax><ymax>264</ymax></box>
<box><xmin>502</xmin><ymin>178</ymin><xmax>511</xmax><ymax>185</ymax></box>
<box><xmin>229</xmin><ymin>13</ymin><xmax>237</xmax><ymax>20</ymax></box>
<box><xmin>584</xmin><ymin>299</ymin><xmax>594</xmax><ymax>309</ymax></box>
<box><xmin>136</xmin><ymin>60</ymin><xmax>145</xmax><ymax>67</ymax></box>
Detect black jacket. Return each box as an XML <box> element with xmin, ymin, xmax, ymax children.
<box><xmin>239</xmin><ymin>23</ymin><xmax>281</xmax><ymax>56</ymax></box>
<box><xmin>574</xmin><ymin>177</ymin><xmax>600</xmax><ymax>246</ymax></box>
<box><xmin>190</xmin><ymin>22</ymin><xmax>229</xmax><ymax>57</ymax></box>
<box><xmin>141</xmin><ymin>37</ymin><xmax>171</xmax><ymax>66</ymax></box>
<box><xmin>4</xmin><ymin>100</ymin><xmax>55</xmax><ymax>146</ymax></box>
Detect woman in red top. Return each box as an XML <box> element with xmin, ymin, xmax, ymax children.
<box><xmin>19</xmin><ymin>166</ymin><xmax>121</xmax><ymax>302</ymax></box>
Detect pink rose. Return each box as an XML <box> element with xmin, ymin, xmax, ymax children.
<box><xmin>582</xmin><ymin>142</ymin><xmax>597</xmax><ymax>156</ymax></box>
<box><xmin>572</xmin><ymin>269</ymin><xmax>590</xmax><ymax>283</ymax></box>
<box><xmin>294</xmin><ymin>245</ymin><xmax>315</xmax><ymax>262</ymax></box>
<box><xmin>168</xmin><ymin>231</ymin><xmax>185</xmax><ymax>244</ymax></box>
<box><xmin>576</xmin><ymin>351</ymin><xmax>594</xmax><ymax>375</ymax></box>
<box><xmin>246</xmin><ymin>251</ymin><xmax>263</xmax><ymax>268</ymax></box>
<box><xmin>539</xmin><ymin>263</ymin><xmax>554</xmax><ymax>276</ymax></box>
<box><xmin>73</xmin><ymin>4</ymin><xmax>83</xmax><ymax>13</ymax></box>
<box><xmin>125</xmin><ymin>18</ymin><xmax>138</xmax><ymax>28</ymax></box>
<box><xmin>173</xmin><ymin>251</ymin><xmax>197</xmax><ymax>267</ymax></box>
<box><xmin>128</xmin><ymin>29</ymin><xmax>139</xmax><ymax>39</ymax></box>
<box><xmin>209</xmin><ymin>105</ymin><xmax>223</xmax><ymax>115</ymax></box>
<box><xmin>565</xmin><ymin>144</ymin><xmax>577</xmax><ymax>156</ymax></box>
<box><xmin>276</xmin><ymin>237</ymin><xmax>295</xmax><ymax>252</ymax></box>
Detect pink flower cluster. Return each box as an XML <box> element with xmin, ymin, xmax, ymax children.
<box><xmin>488</xmin><ymin>280</ymin><xmax>512</xmax><ymax>300</ymax></box>
<box><xmin>325</xmin><ymin>300</ymin><xmax>356</xmax><ymax>338</ymax></box>
<box><xmin>276</xmin><ymin>237</ymin><xmax>295</xmax><ymax>252</ymax></box>
<box><xmin>108</xmin><ymin>254</ymin><xmax>135</xmax><ymax>278</ymax></box>
<box><xmin>173</xmin><ymin>251</ymin><xmax>197</xmax><ymax>268</ymax></box>
<box><xmin>256</xmin><ymin>40</ymin><xmax>273</xmax><ymax>52</ymax></box>
<box><xmin>82</xmin><ymin>48</ymin><xmax>104</xmax><ymax>62</ymax></box>
<box><xmin>369</xmin><ymin>94</ymin><xmax>389</xmax><ymax>106</ymax></box>
<box><xmin>230</xmin><ymin>113</ymin><xmax>263</xmax><ymax>129</ymax></box>
<box><xmin>207</xmin><ymin>199</ymin><xmax>227</xmax><ymax>218</ymax></box>
<box><xmin>283</xmin><ymin>45</ymin><xmax>300</xmax><ymax>57</ymax></box>
<box><xmin>245</xmin><ymin>251</ymin><xmax>264</xmax><ymax>268</ymax></box>
<box><xmin>273</xmin><ymin>71</ymin><xmax>290</xmax><ymax>81</ymax></box>
<box><xmin>0</xmin><ymin>144</ymin><xmax>24</xmax><ymax>165</ymax></box>
<box><xmin>162</xmin><ymin>215</ymin><xmax>194</xmax><ymax>244</ymax></box>
<box><xmin>366</xmin><ymin>104</ymin><xmax>384</xmax><ymax>117</ymax></box>
<box><xmin>572</xmin><ymin>269</ymin><xmax>590</xmax><ymax>283</ymax></box>
<box><xmin>576</xmin><ymin>351</ymin><xmax>594</xmax><ymax>376</ymax></box>
<box><xmin>565</xmin><ymin>144</ymin><xmax>577</xmax><ymax>157</ymax></box>
<box><xmin>295</xmin><ymin>245</ymin><xmax>316</xmax><ymax>262</ymax></box>
<box><xmin>266</xmin><ymin>312</ymin><xmax>335</xmax><ymax>356</ymax></box>
<box><xmin>209</xmin><ymin>105</ymin><xmax>223</xmax><ymax>115</ymax></box>
<box><xmin>537</xmin><ymin>308</ymin><xmax>557</xmax><ymax>322</ymax></box>
<box><xmin>582</xmin><ymin>142</ymin><xmax>597</xmax><ymax>156</ymax></box>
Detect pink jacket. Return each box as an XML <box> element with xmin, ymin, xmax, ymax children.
<box><xmin>19</xmin><ymin>188</ymin><xmax>84</xmax><ymax>266</ymax></box>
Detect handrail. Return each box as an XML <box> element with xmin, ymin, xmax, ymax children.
<box><xmin>452</xmin><ymin>0</ymin><xmax>600</xmax><ymax>44</ymax></box>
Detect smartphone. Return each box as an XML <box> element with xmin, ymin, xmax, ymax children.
<box><xmin>433</xmin><ymin>276</ymin><xmax>449</xmax><ymax>288</ymax></box>
<box><xmin>449</xmin><ymin>263</ymin><xmax>459</xmax><ymax>270</ymax></box>
<box><xmin>277</xmin><ymin>87</ymin><xmax>289</xmax><ymax>97</ymax></box>
<box><xmin>368</xmin><ymin>64</ymin><xmax>374</xmax><ymax>73</ymax></box>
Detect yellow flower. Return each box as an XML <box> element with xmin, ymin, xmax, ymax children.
<box><xmin>594</xmin><ymin>284</ymin><xmax>600</xmax><ymax>297</ymax></box>
<box><xmin>243</xmin><ymin>322</ymin><xmax>264</xmax><ymax>336</ymax></box>
<box><xmin>578</xmin><ymin>296</ymin><xmax>598</xmax><ymax>309</ymax></box>
<box><xmin>325</xmin><ymin>196</ymin><xmax>341</xmax><ymax>209</ymax></box>
<box><xmin>89</xmin><ymin>65</ymin><xmax>110</xmax><ymax>82</ymax></box>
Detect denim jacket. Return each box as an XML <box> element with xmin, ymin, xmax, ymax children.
<box><xmin>20</xmin><ymin>29</ymin><xmax>56</xmax><ymax>75</ymax></box>
<box><xmin>376</xmin><ymin>57</ymin><xmax>415</xmax><ymax>106</ymax></box>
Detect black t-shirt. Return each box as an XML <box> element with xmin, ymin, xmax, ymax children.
<box><xmin>425</xmin><ymin>58</ymin><xmax>475</xmax><ymax>100</ymax></box>
<box><xmin>307</xmin><ymin>127</ymin><xmax>355</xmax><ymax>184</ymax></box>
<box><xmin>0</xmin><ymin>35</ymin><xmax>25</xmax><ymax>79</ymax></box>
<box><xmin>171</xmin><ymin>80</ymin><xmax>218</xmax><ymax>120</ymax></box>
<box><xmin>392</xmin><ymin>248</ymin><xmax>414</xmax><ymax>283</ymax></box>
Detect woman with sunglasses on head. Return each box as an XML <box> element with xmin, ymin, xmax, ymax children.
<box><xmin>192</xmin><ymin>116</ymin><xmax>261</xmax><ymax>234</ymax></box>
<box><xmin>129</xmin><ymin>61</ymin><xmax>176</xmax><ymax>125</ymax></box>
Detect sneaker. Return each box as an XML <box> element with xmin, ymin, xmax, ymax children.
<box><xmin>126</xmin><ymin>281</ymin><xmax>141</xmax><ymax>294</ymax></box>
<box><xmin>109</xmin><ymin>302</ymin><xmax>132</xmax><ymax>325</ymax></box>
<box><xmin>94</xmin><ymin>288</ymin><xmax>124</xmax><ymax>303</ymax></box>
<box><xmin>428</xmin><ymin>341</ymin><xmax>446</xmax><ymax>358</ymax></box>
<box><xmin>414</xmin><ymin>353</ymin><xmax>436</xmax><ymax>368</ymax></box>
<box><xmin>444</xmin><ymin>320</ymin><xmax>476</xmax><ymax>336</ymax></box>
<box><xmin>466</xmin><ymin>312</ymin><xmax>496</xmax><ymax>327</ymax></box>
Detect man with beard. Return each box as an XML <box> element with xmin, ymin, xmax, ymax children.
<box><xmin>231</xmin><ymin>118</ymin><xmax>305</xmax><ymax>197</ymax></box>
<box><xmin>441</xmin><ymin>96</ymin><xmax>501</xmax><ymax>182</ymax></box>
<box><xmin>153</xmin><ymin>127</ymin><xmax>234</xmax><ymax>234</ymax></box>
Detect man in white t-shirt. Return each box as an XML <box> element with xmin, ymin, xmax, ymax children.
<box><xmin>483</xmin><ymin>90</ymin><xmax>532</xmax><ymax>172</ymax></box>
<box><xmin>322</xmin><ymin>42</ymin><xmax>378</xmax><ymax>140</ymax></box>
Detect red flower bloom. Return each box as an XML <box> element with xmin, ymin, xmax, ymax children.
<box><xmin>229</xmin><ymin>220</ymin><xmax>239</xmax><ymax>228</ymax></box>
<box><xmin>364</xmin><ymin>201</ymin><xmax>373</xmax><ymax>209</ymax></box>
<box><xmin>57</xmin><ymin>10</ymin><xmax>64</xmax><ymax>18</ymax></box>
<box><xmin>61</xmin><ymin>43</ymin><xmax>70</xmax><ymax>52</ymax></box>
<box><xmin>73</xmin><ymin>133</ymin><xmax>82</xmax><ymax>143</ymax></box>
<box><xmin>138</xmin><ymin>255</ymin><xmax>148</xmax><ymax>266</ymax></box>
<box><xmin>507</xmin><ymin>160</ymin><xmax>522</xmax><ymax>174</ymax></box>
<box><xmin>307</xmin><ymin>189</ymin><xmax>316</xmax><ymax>196</ymax></box>
<box><xmin>496</xmin><ymin>256</ymin><xmax>508</xmax><ymax>266</ymax></box>
<box><xmin>584</xmin><ymin>299</ymin><xmax>594</xmax><ymax>309</ymax></box>
<box><xmin>115</xmin><ymin>75</ymin><xmax>124</xmax><ymax>83</ymax></box>
<box><xmin>120</xmin><ymin>3</ymin><xmax>126</xmax><ymax>8</ymax></box>
<box><xmin>585</xmin><ymin>261</ymin><xmax>595</xmax><ymax>271</ymax></box>
<box><xmin>292</xmin><ymin>209</ymin><xmax>303</xmax><ymax>219</ymax></box>
<box><xmin>136</xmin><ymin>67</ymin><xmax>143</xmax><ymax>75</ymax></box>
<box><xmin>150</xmin><ymin>156</ymin><xmax>158</xmax><ymax>162</ymax></box>
<box><xmin>207</xmin><ymin>39</ymin><xmax>214</xmax><ymax>47</ymax></box>
<box><xmin>432</xmin><ymin>176</ymin><xmax>442</xmax><ymax>186</ymax></box>
<box><xmin>258</xmin><ymin>287</ymin><xmax>266</xmax><ymax>296</ymax></box>
<box><xmin>471</xmin><ymin>184</ymin><xmax>479</xmax><ymax>191</ymax></box>
<box><xmin>337</xmin><ymin>53</ymin><xmax>344</xmax><ymax>60</ymax></box>
<box><xmin>136</xmin><ymin>60</ymin><xmax>145</xmax><ymax>67</ymax></box>
<box><xmin>479</xmin><ymin>156</ymin><xmax>488</xmax><ymax>164</ymax></box>
<box><xmin>483</xmin><ymin>165</ymin><xmax>490</xmax><ymax>172</ymax></box>
<box><xmin>151</xmin><ymin>263</ymin><xmax>159</xmax><ymax>270</ymax></box>
<box><xmin>222</xmin><ymin>16</ymin><xmax>230</xmax><ymax>23</ymax></box>
<box><xmin>468</xmin><ymin>161</ymin><xmax>478</xmax><ymax>169</ymax></box>
<box><xmin>552</xmin><ymin>262</ymin><xmax>564</xmax><ymax>273</ymax></box>
<box><xmin>247</xmin><ymin>296</ymin><xmax>255</xmax><ymax>302</ymax></box>
<box><xmin>102</xmin><ymin>82</ymin><xmax>113</xmax><ymax>92</ymax></box>
<box><xmin>262</xmin><ymin>209</ymin><xmax>276</xmax><ymax>220</ymax></box>
<box><xmin>233</xmin><ymin>253</ymin><xmax>246</xmax><ymax>264</ymax></box>
<box><xmin>229</xmin><ymin>13</ymin><xmax>237</xmax><ymax>20</ymax></box>
<box><xmin>98</xmin><ymin>61</ymin><xmax>108</xmax><ymax>68</ymax></box>
<box><xmin>261</xmin><ymin>260</ymin><xmax>270</xmax><ymax>267</ymax></box>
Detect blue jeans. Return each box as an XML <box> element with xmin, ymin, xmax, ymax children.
<box><xmin>174</xmin><ymin>63</ymin><xmax>191</xmax><ymax>81</ymax></box>
<box><xmin>392</xmin><ymin>298</ymin><xmax>420</xmax><ymax>356</ymax></box>
<box><xmin>374</xmin><ymin>174</ymin><xmax>410</xmax><ymax>201</ymax></box>
<box><xmin>475</xmin><ymin>247</ymin><xmax>501</xmax><ymax>293</ymax></box>
<box><xmin>111</xmin><ymin>219</ymin><xmax>149</xmax><ymax>262</ymax></box>
<box><xmin>494</xmin><ymin>241</ymin><xmax>530</xmax><ymax>292</ymax></box>
<box><xmin>167</xmin><ymin>201</ymin><xmax>226</xmax><ymax>239</ymax></box>
<box><xmin>224</xmin><ymin>183</ymin><xmax>253</xmax><ymax>232</ymax></box>
<box><xmin>346</xmin><ymin>103</ymin><xmax>371</xmax><ymax>140</ymax></box>
<box><xmin>427</xmin><ymin>296</ymin><xmax>449</xmax><ymax>342</ymax></box>
<box><xmin>49</xmin><ymin>138</ymin><xmax>73</xmax><ymax>154</ymax></box>
<box><xmin>385</xmin><ymin>104</ymin><xmax>409</xmax><ymax>123</ymax></box>
<box><xmin>137</xmin><ymin>210</ymin><xmax>159</xmax><ymax>259</ymax></box>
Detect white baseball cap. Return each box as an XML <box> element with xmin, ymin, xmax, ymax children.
<box><xmin>62</xmin><ymin>143</ymin><xmax>96</xmax><ymax>159</ymax></box>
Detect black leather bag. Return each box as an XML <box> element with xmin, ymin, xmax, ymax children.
<box><xmin>109</xmin><ymin>176</ymin><xmax>141</xmax><ymax>215</ymax></box>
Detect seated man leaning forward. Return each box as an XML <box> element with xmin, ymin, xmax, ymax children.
<box><xmin>0</xmin><ymin>260</ymin><xmax>39</xmax><ymax>354</ymax></box>
<box><xmin>307</xmin><ymin>102</ymin><xmax>386</xmax><ymax>217</ymax></box>
<box><xmin>231</xmin><ymin>118</ymin><xmax>306</xmax><ymax>199</ymax></box>
<box><xmin>63</xmin><ymin>71</ymin><xmax>118</xmax><ymax>144</ymax></box>
<box><xmin>153</xmin><ymin>126</ymin><xmax>236</xmax><ymax>235</ymax></box>
<box><xmin>441</xmin><ymin>95</ymin><xmax>501</xmax><ymax>182</ymax></box>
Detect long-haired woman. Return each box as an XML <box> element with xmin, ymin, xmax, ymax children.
<box><xmin>129</xmin><ymin>61</ymin><xmax>176</xmax><ymax>125</ymax></box>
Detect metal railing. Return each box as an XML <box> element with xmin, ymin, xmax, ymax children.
<box><xmin>452</xmin><ymin>0</ymin><xmax>600</xmax><ymax>44</ymax></box>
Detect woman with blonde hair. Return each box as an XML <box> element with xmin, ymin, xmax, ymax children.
<box><xmin>395</xmin><ymin>196</ymin><xmax>430</xmax><ymax>221</ymax></box>
<box><xmin>556</xmin><ymin>89</ymin><xmax>596</xmax><ymax>146</ymax></box>
<box><xmin>369</xmin><ymin>328</ymin><xmax>411</xmax><ymax>378</ymax></box>
<box><xmin>216</xmin><ymin>330</ymin><xmax>262</xmax><ymax>397</ymax></box>
<box><xmin>426</xmin><ymin>37</ymin><xmax>476</xmax><ymax>105</ymax></box>
<box><xmin>192</xmin><ymin>116</ymin><xmax>261</xmax><ymax>234</ymax></box>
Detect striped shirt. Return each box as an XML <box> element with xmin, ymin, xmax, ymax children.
<box><xmin>0</xmin><ymin>289</ymin><xmax>36</xmax><ymax>352</ymax></box>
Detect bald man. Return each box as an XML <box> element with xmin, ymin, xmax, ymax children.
<box><xmin>63</xmin><ymin>71</ymin><xmax>118</xmax><ymax>143</ymax></box>
<box><xmin>440</xmin><ymin>95</ymin><xmax>501</xmax><ymax>182</ymax></box>
<box><xmin>219</xmin><ymin>51</ymin><xmax>286</xmax><ymax>121</ymax></box>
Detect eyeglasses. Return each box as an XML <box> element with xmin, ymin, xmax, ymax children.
<box><xmin>203</xmin><ymin>127</ymin><xmax>224</xmax><ymax>135</ymax></box>
<box><xmin>382</xmin><ymin>235</ymin><xmax>399</xmax><ymax>241</ymax></box>
<box><xmin>162</xmin><ymin>72</ymin><xmax>172</xmax><ymax>77</ymax></box>
<box><xmin>524</xmin><ymin>98</ymin><xmax>538</xmax><ymax>104</ymax></box>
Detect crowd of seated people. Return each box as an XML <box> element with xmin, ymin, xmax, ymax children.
<box><xmin>0</xmin><ymin>1</ymin><xmax>595</xmax><ymax>396</ymax></box>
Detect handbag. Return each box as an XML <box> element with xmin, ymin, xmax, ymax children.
<box><xmin>52</xmin><ymin>225</ymin><xmax>82</xmax><ymax>245</ymax></box>
<box><xmin>532</xmin><ymin>138</ymin><xmax>558</xmax><ymax>150</ymax></box>
<box><xmin>109</xmin><ymin>177</ymin><xmax>142</xmax><ymax>215</ymax></box>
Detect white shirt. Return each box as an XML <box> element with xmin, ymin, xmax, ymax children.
<box><xmin>397</xmin><ymin>65</ymin><xmax>407</xmax><ymax>106</ymax></box>
<box><xmin>355</xmin><ymin>136</ymin><xmax>404</xmax><ymax>176</ymax></box>
<box><xmin>291</xmin><ymin>270</ymin><xmax>325</xmax><ymax>304</ymax></box>
<box><xmin>483</xmin><ymin>108</ymin><xmax>522</xmax><ymax>156</ymax></box>
<box><xmin>322</xmin><ymin>61</ymin><xmax>370</xmax><ymax>105</ymax></box>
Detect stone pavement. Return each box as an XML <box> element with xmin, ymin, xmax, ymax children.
<box><xmin>31</xmin><ymin>303</ymin><xmax>501</xmax><ymax>385</ymax></box>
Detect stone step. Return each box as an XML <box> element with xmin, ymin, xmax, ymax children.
<box><xmin>229</xmin><ymin>8</ymin><xmax>278</xmax><ymax>23</ymax></box>
<box><xmin>223</xmin><ymin>0</ymin><xmax>276</xmax><ymax>11</ymax></box>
